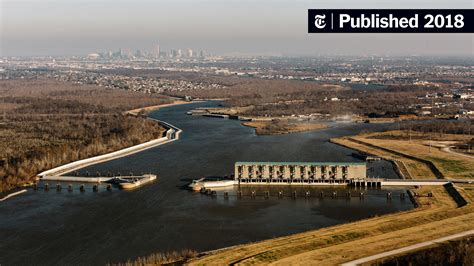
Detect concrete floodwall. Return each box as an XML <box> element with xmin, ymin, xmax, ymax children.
<box><xmin>41</xmin><ymin>176</ymin><xmax>112</xmax><ymax>183</ymax></box>
<box><xmin>38</xmin><ymin>136</ymin><xmax>169</xmax><ymax>177</ymax></box>
<box><xmin>443</xmin><ymin>183</ymin><xmax>468</xmax><ymax>207</ymax></box>
<box><xmin>38</xmin><ymin>118</ymin><xmax>183</xmax><ymax>178</ymax></box>
<box><xmin>406</xmin><ymin>190</ymin><xmax>420</xmax><ymax>207</ymax></box>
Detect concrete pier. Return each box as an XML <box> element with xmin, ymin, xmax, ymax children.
<box><xmin>40</xmin><ymin>174</ymin><xmax>157</xmax><ymax>191</ymax></box>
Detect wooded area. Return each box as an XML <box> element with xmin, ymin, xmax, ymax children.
<box><xmin>0</xmin><ymin>79</ymin><xmax>172</xmax><ymax>192</ymax></box>
<box><xmin>230</xmin><ymin>85</ymin><xmax>461</xmax><ymax>117</ymax></box>
<box><xmin>167</xmin><ymin>77</ymin><xmax>466</xmax><ymax>117</ymax></box>
<box><xmin>166</xmin><ymin>77</ymin><xmax>346</xmax><ymax>100</ymax></box>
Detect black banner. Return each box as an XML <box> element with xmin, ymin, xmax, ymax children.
<box><xmin>308</xmin><ymin>9</ymin><xmax>474</xmax><ymax>33</ymax></box>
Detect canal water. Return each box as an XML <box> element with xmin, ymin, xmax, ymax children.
<box><xmin>0</xmin><ymin>101</ymin><xmax>412</xmax><ymax>265</ymax></box>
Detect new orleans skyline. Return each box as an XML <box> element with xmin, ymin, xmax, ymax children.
<box><xmin>1</xmin><ymin>0</ymin><xmax>473</xmax><ymax>56</ymax></box>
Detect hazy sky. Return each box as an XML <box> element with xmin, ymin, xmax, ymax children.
<box><xmin>1</xmin><ymin>0</ymin><xmax>473</xmax><ymax>56</ymax></box>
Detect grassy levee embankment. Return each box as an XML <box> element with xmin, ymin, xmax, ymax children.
<box><xmin>330</xmin><ymin>137</ymin><xmax>422</xmax><ymax>179</ymax></box>
<box><xmin>187</xmin><ymin>185</ymin><xmax>473</xmax><ymax>265</ymax></box>
<box><xmin>331</xmin><ymin>130</ymin><xmax>474</xmax><ymax>180</ymax></box>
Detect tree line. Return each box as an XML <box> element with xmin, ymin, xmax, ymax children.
<box><xmin>0</xmin><ymin>79</ymin><xmax>170</xmax><ymax>192</ymax></box>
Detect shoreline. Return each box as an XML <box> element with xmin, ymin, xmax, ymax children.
<box><xmin>0</xmin><ymin>189</ymin><xmax>28</xmax><ymax>202</ymax></box>
<box><xmin>4</xmin><ymin>99</ymin><xmax>206</xmax><ymax>196</ymax></box>
<box><xmin>126</xmin><ymin>99</ymin><xmax>204</xmax><ymax>116</ymax></box>
<box><xmin>38</xmin><ymin>100</ymin><xmax>194</xmax><ymax>179</ymax></box>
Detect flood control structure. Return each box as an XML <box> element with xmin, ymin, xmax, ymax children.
<box><xmin>235</xmin><ymin>162</ymin><xmax>367</xmax><ymax>185</ymax></box>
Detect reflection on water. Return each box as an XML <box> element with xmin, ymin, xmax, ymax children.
<box><xmin>0</xmin><ymin>101</ymin><xmax>412</xmax><ymax>266</ymax></box>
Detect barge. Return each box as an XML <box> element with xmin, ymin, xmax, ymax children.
<box><xmin>118</xmin><ymin>174</ymin><xmax>157</xmax><ymax>190</ymax></box>
<box><xmin>188</xmin><ymin>177</ymin><xmax>236</xmax><ymax>191</ymax></box>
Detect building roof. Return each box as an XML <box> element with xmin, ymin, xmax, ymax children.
<box><xmin>235</xmin><ymin>162</ymin><xmax>366</xmax><ymax>166</ymax></box>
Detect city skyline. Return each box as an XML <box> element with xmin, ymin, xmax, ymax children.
<box><xmin>1</xmin><ymin>0</ymin><xmax>473</xmax><ymax>57</ymax></box>
<box><xmin>86</xmin><ymin>45</ymin><xmax>207</xmax><ymax>59</ymax></box>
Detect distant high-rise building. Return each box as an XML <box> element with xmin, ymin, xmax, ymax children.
<box><xmin>100</xmin><ymin>51</ymin><xmax>113</xmax><ymax>59</ymax></box>
<box><xmin>112</xmin><ymin>49</ymin><xmax>121</xmax><ymax>59</ymax></box>
<box><xmin>135</xmin><ymin>49</ymin><xmax>144</xmax><ymax>58</ymax></box>
<box><xmin>177</xmin><ymin>49</ymin><xmax>182</xmax><ymax>58</ymax></box>
<box><xmin>187</xmin><ymin>48</ymin><xmax>194</xmax><ymax>58</ymax></box>
<box><xmin>153</xmin><ymin>45</ymin><xmax>160</xmax><ymax>58</ymax></box>
<box><xmin>119</xmin><ymin>48</ymin><xmax>132</xmax><ymax>59</ymax></box>
<box><xmin>170</xmin><ymin>49</ymin><xmax>178</xmax><ymax>58</ymax></box>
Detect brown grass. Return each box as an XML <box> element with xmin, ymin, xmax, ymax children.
<box><xmin>333</xmin><ymin>130</ymin><xmax>474</xmax><ymax>179</ymax></box>
<box><xmin>110</xmin><ymin>249</ymin><xmax>198</xmax><ymax>266</ymax></box>
<box><xmin>242</xmin><ymin>120</ymin><xmax>327</xmax><ymax>135</ymax></box>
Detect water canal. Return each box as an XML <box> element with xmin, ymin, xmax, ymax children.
<box><xmin>0</xmin><ymin>101</ymin><xmax>412</xmax><ymax>265</ymax></box>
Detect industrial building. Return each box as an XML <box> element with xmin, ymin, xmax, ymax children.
<box><xmin>234</xmin><ymin>162</ymin><xmax>366</xmax><ymax>184</ymax></box>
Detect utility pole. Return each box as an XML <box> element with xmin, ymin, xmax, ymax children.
<box><xmin>468</xmin><ymin>126</ymin><xmax>471</xmax><ymax>153</ymax></box>
<box><xmin>429</xmin><ymin>132</ymin><xmax>432</xmax><ymax>153</ymax></box>
<box><xmin>431</xmin><ymin>97</ymin><xmax>434</xmax><ymax>118</ymax></box>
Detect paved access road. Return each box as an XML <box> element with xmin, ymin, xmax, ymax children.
<box><xmin>341</xmin><ymin>229</ymin><xmax>474</xmax><ymax>266</ymax></box>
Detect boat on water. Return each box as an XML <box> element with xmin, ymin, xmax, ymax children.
<box><xmin>188</xmin><ymin>178</ymin><xmax>206</xmax><ymax>191</ymax></box>
<box><xmin>188</xmin><ymin>176</ymin><xmax>236</xmax><ymax>191</ymax></box>
<box><xmin>118</xmin><ymin>174</ymin><xmax>157</xmax><ymax>190</ymax></box>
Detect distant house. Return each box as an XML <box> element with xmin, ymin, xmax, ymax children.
<box><xmin>459</xmin><ymin>109</ymin><xmax>474</xmax><ymax>115</ymax></box>
<box><xmin>453</xmin><ymin>93</ymin><xmax>470</xmax><ymax>99</ymax></box>
<box><xmin>419</xmin><ymin>110</ymin><xmax>432</xmax><ymax>116</ymax></box>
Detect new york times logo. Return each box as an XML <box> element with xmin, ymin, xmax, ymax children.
<box><xmin>308</xmin><ymin>9</ymin><xmax>473</xmax><ymax>33</ymax></box>
<box><xmin>314</xmin><ymin>14</ymin><xmax>326</xmax><ymax>29</ymax></box>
